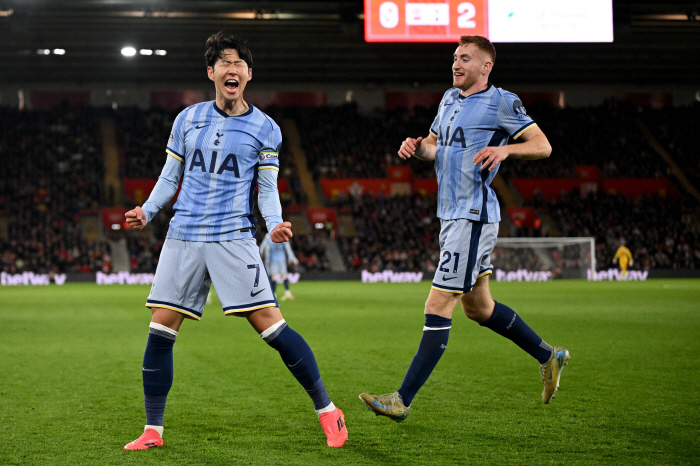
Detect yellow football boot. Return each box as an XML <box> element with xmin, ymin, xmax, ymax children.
<box><xmin>540</xmin><ymin>346</ymin><xmax>571</xmax><ymax>404</ymax></box>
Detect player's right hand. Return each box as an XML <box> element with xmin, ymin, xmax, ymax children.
<box><xmin>398</xmin><ymin>136</ymin><xmax>423</xmax><ymax>160</ymax></box>
<box><xmin>271</xmin><ymin>221</ymin><xmax>293</xmax><ymax>243</ymax></box>
<box><xmin>125</xmin><ymin>206</ymin><xmax>147</xmax><ymax>230</ymax></box>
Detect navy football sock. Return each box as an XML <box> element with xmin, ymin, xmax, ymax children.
<box><xmin>142</xmin><ymin>323</ymin><xmax>177</xmax><ymax>427</ymax></box>
<box><xmin>270</xmin><ymin>279</ymin><xmax>277</xmax><ymax>294</ymax></box>
<box><xmin>262</xmin><ymin>321</ymin><xmax>332</xmax><ymax>411</ymax></box>
<box><xmin>397</xmin><ymin>314</ymin><xmax>451</xmax><ymax>407</ymax></box>
<box><xmin>283</xmin><ymin>278</ymin><xmax>290</xmax><ymax>291</ymax></box>
<box><xmin>480</xmin><ymin>301</ymin><xmax>552</xmax><ymax>364</ymax></box>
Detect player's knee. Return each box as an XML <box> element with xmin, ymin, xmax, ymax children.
<box><xmin>424</xmin><ymin>299</ymin><xmax>441</xmax><ymax>316</ymax></box>
<box><xmin>462</xmin><ymin>299</ymin><xmax>492</xmax><ymax>322</ymax></box>
<box><xmin>150</xmin><ymin>307</ymin><xmax>185</xmax><ymax>330</ymax></box>
<box><xmin>424</xmin><ymin>293</ymin><xmax>460</xmax><ymax>317</ymax></box>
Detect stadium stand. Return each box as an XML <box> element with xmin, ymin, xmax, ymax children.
<box><xmin>500</xmin><ymin>100</ymin><xmax>670</xmax><ymax>179</ymax></box>
<box><xmin>334</xmin><ymin>192</ymin><xmax>440</xmax><ymax>272</ymax></box>
<box><xmin>291</xmin><ymin>103</ymin><xmax>437</xmax><ymax>180</ymax></box>
<box><xmin>640</xmin><ymin>103</ymin><xmax>700</xmax><ymax>190</ymax></box>
<box><xmin>539</xmin><ymin>188</ymin><xmax>700</xmax><ymax>270</ymax></box>
<box><xmin>115</xmin><ymin>107</ymin><xmax>175</xmax><ymax>179</ymax></box>
<box><xmin>2</xmin><ymin>101</ymin><xmax>698</xmax><ymax>275</ymax></box>
<box><xmin>0</xmin><ymin>105</ymin><xmax>109</xmax><ymax>274</ymax></box>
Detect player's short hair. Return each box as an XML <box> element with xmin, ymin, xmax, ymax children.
<box><xmin>205</xmin><ymin>30</ymin><xmax>253</xmax><ymax>69</ymax></box>
<box><xmin>458</xmin><ymin>35</ymin><xmax>496</xmax><ymax>64</ymax></box>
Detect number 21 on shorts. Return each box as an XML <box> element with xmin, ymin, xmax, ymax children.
<box><xmin>439</xmin><ymin>251</ymin><xmax>461</xmax><ymax>273</ymax></box>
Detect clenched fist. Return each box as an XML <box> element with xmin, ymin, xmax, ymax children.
<box><xmin>125</xmin><ymin>206</ymin><xmax>147</xmax><ymax>230</ymax></box>
<box><xmin>271</xmin><ymin>222</ymin><xmax>293</xmax><ymax>243</ymax></box>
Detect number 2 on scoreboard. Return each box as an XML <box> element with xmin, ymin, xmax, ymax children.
<box><xmin>457</xmin><ymin>3</ymin><xmax>477</xmax><ymax>29</ymax></box>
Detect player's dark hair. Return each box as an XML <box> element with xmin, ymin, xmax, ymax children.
<box><xmin>459</xmin><ymin>35</ymin><xmax>496</xmax><ymax>64</ymax></box>
<box><xmin>205</xmin><ymin>30</ymin><xmax>253</xmax><ymax>69</ymax></box>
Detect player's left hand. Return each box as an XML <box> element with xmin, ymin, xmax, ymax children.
<box><xmin>290</xmin><ymin>259</ymin><xmax>299</xmax><ymax>266</ymax></box>
<box><xmin>473</xmin><ymin>146</ymin><xmax>510</xmax><ymax>171</ymax></box>
<box><xmin>271</xmin><ymin>222</ymin><xmax>293</xmax><ymax>243</ymax></box>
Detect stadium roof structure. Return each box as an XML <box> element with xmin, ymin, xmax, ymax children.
<box><xmin>0</xmin><ymin>0</ymin><xmax>698</xmax><ymax>86</ymax></box>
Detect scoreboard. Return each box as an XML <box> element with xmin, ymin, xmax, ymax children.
<box><xmin>364</xmin><ymin>0</ymin><xmax>613</xmax><ymax>43</ymax></box>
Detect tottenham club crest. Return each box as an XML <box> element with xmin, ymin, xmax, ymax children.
<box><xmin>512</xmin><ymin>99</ymin><xmax>528</xmax><ymax>119</ymax></box>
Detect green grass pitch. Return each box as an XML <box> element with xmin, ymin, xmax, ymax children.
<box><xmin>1</xmin><ymin>279</ymin><xmax>699</xmax><ymax>465</ymax></box>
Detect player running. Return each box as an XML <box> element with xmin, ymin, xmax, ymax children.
<box><xmin>123</xmin><ymin>31</ymin><xmax>347</xmax><ymax>450</ymax></box>
<box><xmin>260</xmin><ymin>232</ymin><xmax>299</xmax><ymax>301</ymax></box>
<box><xmin>359</xmin><ymin>36</ymin><xmax>570</xmax><ymax>422</ymax></box>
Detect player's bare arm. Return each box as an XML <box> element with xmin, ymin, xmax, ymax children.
<box><xmin>271</xmin><ymin>221</ymin><xmax>293</xmax><ymax>243</ymax></box>
<box><xmin>125</xmin><ymin>206</ymin><xmax>147</xmax><ymax>230</ymax></box>
<box><xmin>398</xmin><ymin>133</ymin><xmax>438</xmax><ymax>161</ymax></box>
<box><xmin>473</xmin><ymin>126</ymin><xmax>552</xmax><ymax>171</ymax></box>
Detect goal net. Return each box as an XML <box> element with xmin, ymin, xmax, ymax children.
<box><xmin>491</xmin><ymin>237</ymin><xmax>595</xmax><ymax>282</ymax></box>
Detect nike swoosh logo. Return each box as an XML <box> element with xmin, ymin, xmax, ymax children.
<box><xmin>195</xmin><ymin>124</ymin><xmax>210</xmax><ymax>129</ymax></box>
<box><xmin>287</xmin><ymin>358</ymin><xmax>303</xmax><ymax>368</ymax></box>
<box><xmin>442</xmin><ymin>275</ymin><xmax>457</xmax><ymax>281</ymax></box>
<box><xmin>142</xmin><ymin>368</ymin><xmax>160</xmax><ymax>372</ymax></box>
<box><xmin>373</xmin><ymin>400</ymin><xmax>391</xmax><ymax>410</ymax></box>
<box><xmin>250</xmin><ymin>289</ymin><xmax>266</xmax><ymax>297</ymax></box>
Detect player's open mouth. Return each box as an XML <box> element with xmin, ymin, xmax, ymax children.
<box><xmin>454</xmin><ymin>73</ymin><xmax>464</xmax><ymax>78</ymax></box>
<box><xmin>224</xmin><ymin>79</ymin><xmax>239</xmax><ymax>92</ymax></box>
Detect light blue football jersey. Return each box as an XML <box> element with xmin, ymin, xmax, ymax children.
<box><xmin>162</xmin><ymin>101</ymin><xmax>281</xmax><ymax>241</ymax></box>
<box><xmin>429</xmin><ymin>84</ymin><xmax>536</xmax><ymax>223</ymax></box>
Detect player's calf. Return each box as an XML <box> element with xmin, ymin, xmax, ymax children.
<box><xmin>260</xmin><ymin>318</ymin><xmax>347</xmax><ymax>447</ymax></box>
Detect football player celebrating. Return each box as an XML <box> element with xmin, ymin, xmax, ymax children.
<box><xmin>123</xmin><ymin>31</ymin><xmax>347</xmax><ymax>450</ymax></box>
<box><xmin>360</xmin><ymin>36</ymin><xmax>570</xmax><ymax>422</ymax></box>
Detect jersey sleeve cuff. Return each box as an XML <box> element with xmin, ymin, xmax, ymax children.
<box><xmin>512</xmin><ymin>122</ymin><xmax>537</xmax><ymax>140</ymax></box>
<box><xmin>429</xmin><ymin>129</ymin><xmax>438</xmax><ymax>138</ymax></box>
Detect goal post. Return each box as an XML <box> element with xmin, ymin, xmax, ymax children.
<box><xmin>492</xmin><ymin>237</ymin><xmax>596</xmax><ymax>281</ymax></box>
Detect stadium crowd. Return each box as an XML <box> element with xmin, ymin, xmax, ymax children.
<box><xmin>540</xmin><ymin>188</ymin><xmax>700</xmax><ymax>270</ymax></box>
<box><xmin>500</xmin><ymin>99</ymin><xmax>669</xmax><ymax>179</ymax></box>
<box><xmin>640</xmin><ymin>103</ymin><xmax>700</xmax><ymax>190</ymax></box>
<box><xmin>334</xmin><ymin>192</ymin><xmax>440</xmax><ymax>272</ymax></box>
<box><xmin>0</xmin><ymin>105</ymin><xmax>109</xmax><ymax>274</ymax></box>
<box><xmin>2</xmin><ymin>102</ymin><xmax>699</xmax><ymax>275</ymax></box>
<box><xmin>291</xmin><ymin>103</ymin><xmax>437</xmax><ymax>180</ymax></box>
<box><xmin>288</xmin><ymin>99</ymin><xmax>684</xmax><ymax>182</ymax></box>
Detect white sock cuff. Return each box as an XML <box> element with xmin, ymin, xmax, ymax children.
<box><xmin>260</xmin><ymin>319</ymin><xmax>286</xmax><ymax>339</ymax></box>
<box><xmin>149</xmin><ymin>322</ymin><xmax>178</xmax><ymax>337</ymax></box>
<box><xmin>315</xmin><ymin>402</ymin><xmax>336</xmax><ymax>416</ymax></box>
<box><xmin>145</xmin><ymin>425</ymin><xmax>164</xmax><ymax>437</ymax></box>
<box><xmin>423</xmin><ymin>325</ymin><xmax>452</xmax><ymax>331</ymax></box>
